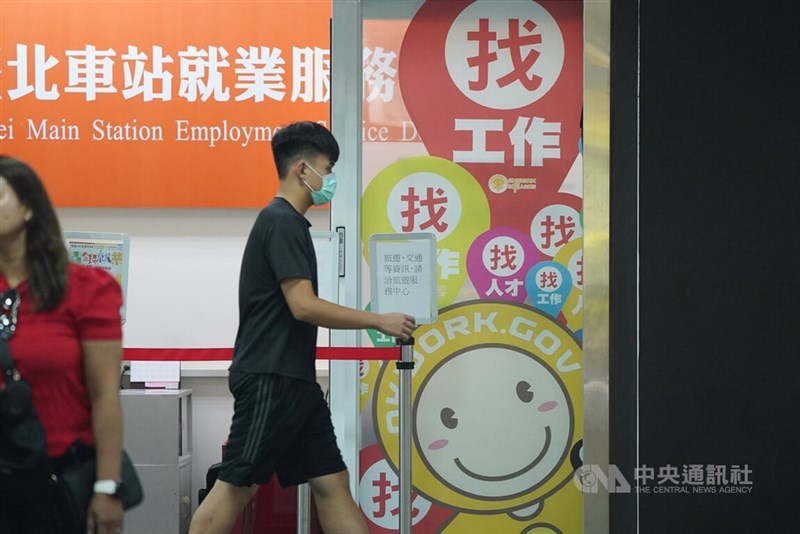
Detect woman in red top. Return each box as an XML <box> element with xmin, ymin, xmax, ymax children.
<box><xmin>0</xmin><ymin>156</ymin><xmax>124</xmax><ymax>534</ymax></box>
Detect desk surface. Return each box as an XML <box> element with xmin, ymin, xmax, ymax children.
<box><xmin>120</xmin><ymin>388</ymin><xmax>192</xmax><ymax>396</ymax></box>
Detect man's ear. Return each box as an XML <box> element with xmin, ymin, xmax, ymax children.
<box><xmin>292</xmin><ymin>159</ymin><xmax>307</xmax><ymax>180</ymax></box>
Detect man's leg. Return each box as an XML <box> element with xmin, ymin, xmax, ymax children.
<box><xmin>308</xmin><ymin>470</ymin><xmax>369</xmax><ymax>534</ymax></box>
<box><xmin>191</xmin><ymin>372</ymin><xmax>281</xmax><ymax>533</ymax></box>
<box><xmin>188</xmin><ymin>479</ymin><xmax>259</xmax><ymax>534</ymax></box>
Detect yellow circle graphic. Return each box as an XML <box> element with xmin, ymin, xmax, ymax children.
<box><xmin>373</xmin><ymin>300</ymin><xmax>583</xmax><ymax>514</ymax></box>
<box><xmin>362</xmin><ymin>156</ymin><xmax>490</xmax><ymax>309</ymax></box>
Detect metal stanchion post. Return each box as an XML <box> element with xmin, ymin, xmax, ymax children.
<box><xmin>396</xmin><ymin>336</ymin><xmax>415</xmax><ymax>534</ymax></box>
<box><xmin>296</xmin><ymin>483</ymin><xmax>311</xmax><ymax>534</ymax></box>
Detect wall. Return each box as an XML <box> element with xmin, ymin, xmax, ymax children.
<box><xmin>58</xmin><ymin>208</ymin><xmax>329</xmax><ymax>348</ymax></box>
<box><xmin>611</xmin><ymin>1</ymin><xmax>800</xmax><ymax>532</ymax></box>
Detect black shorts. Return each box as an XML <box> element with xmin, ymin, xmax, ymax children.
<box><xmin>218</xmin><ymin>371</ymin><xmax>346</xmax><ymax>488</ymax></box>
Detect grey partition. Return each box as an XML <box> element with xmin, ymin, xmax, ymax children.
<box><xmin>121</xmin><ymin>389</ymin><xmax>192</xmax><ymax>534</ymax></box>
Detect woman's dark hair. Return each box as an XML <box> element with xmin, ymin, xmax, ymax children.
<box><xmin>0</xmin><ymin>156</ymin><xmax>69</xmax><ymax>310</ymax></box>
<box><xmin>271</xmin><ymin>121</ymin><xmax>339</xmax><ymax>178</ymax></box>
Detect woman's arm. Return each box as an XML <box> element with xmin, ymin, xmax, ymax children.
<box><xmin>83</xmin><ymin>339</ymin><xmax>123</xmax><ymax>481</ymax></box>
<box><xmin>83</xmin><ymin>339</ymin><xmax>124</xmax><ymax>533</ymax></box>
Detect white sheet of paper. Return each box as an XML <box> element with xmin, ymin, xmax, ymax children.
<box><xmin>130</xmin><ymin>361</ymin><xmax>180</xmax><ymax>383</ymax></box>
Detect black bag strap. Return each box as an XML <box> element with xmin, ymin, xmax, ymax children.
<box><xmin>0</xmin><ymin>287</ymin><xmax>21</xmax><ymax>381</ymax></box>
<box><xmin>0</xmin><ymin>337</ymin><xmax>18</xmax><ymax>382</ymax></box>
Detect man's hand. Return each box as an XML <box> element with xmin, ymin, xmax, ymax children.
<box><xmin>377</xmin><ymin>313</ymin><xmax>417</xmax><ymax>340</ymax></box>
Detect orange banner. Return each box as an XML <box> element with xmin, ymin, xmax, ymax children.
<box><xmin>0</xmin><ymin>0</ymin><xmax>330</xmax><ymax>207</ymax></box>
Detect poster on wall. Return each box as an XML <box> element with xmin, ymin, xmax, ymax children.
<box><xmin>0</xmin><ymin>0</ymin><xmax>330</xmax><ymax>207</ymax></box>
<box><xmin>359</xmin><ymin>1</ymin><xmax>584</xmax><ymax>532</ymax></box>
<box><xmin>63</xmin><ymin>231</ymin><xmax>130</xmax><ymax>323</ymax></box>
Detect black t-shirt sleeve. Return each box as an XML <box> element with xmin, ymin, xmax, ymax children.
<box><xmin>267</xmin><ymin>215</ymin><xmax>315</xmax><ymax>283</ymax></box>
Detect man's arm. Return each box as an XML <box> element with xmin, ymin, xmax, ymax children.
<box><xmin>281</xmin><ymin>278</ymin><xmax>416</xmax><ymax>339</ymax></box>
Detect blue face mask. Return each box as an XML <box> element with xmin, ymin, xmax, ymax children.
<box><xmin>303</xmin><ymin>164</ymin><xmax>337</xmax><ymax>205</ymax></box>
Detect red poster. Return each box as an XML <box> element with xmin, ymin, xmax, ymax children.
<box><xmin>360</xmin><ymin>2</ymin><xmax>584</xmax><ymax>532</ymax></box>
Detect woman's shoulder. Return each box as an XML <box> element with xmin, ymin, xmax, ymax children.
<box><xmin>64</xmin><ymin>263</ymin><xmax>122</xmax><ymax>333</ymax></box>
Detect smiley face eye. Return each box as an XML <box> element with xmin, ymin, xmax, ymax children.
<box><xmin>440</xmin><ymin>408</ymin><xmax>458</xmax><ymax>429</ymax></box>
<box><xmin>516</xmin><ymin>381</ymin><xmax>534</xmax><ymax>403</ymax></box>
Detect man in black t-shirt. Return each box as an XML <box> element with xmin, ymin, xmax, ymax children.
<box><xmin>190</xmin><ymin>122</ymin><xmax>415</xmax><ymax>534</ymax></box>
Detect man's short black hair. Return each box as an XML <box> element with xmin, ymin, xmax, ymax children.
<box><xmin>271</xmin><ymin>121</ymin><xmax>339</xmax><ymax>179</ymax></box>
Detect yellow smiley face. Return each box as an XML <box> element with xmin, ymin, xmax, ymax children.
<box><xmin>373</xmin><ymin>301</ymin><xmax>583</xmax><ymax>514</ymax></box>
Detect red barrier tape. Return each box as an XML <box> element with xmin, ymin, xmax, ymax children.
<box><xmin>123</xmin><ymin>347</ymin><xmax>400</xmax><ymax>362</ymax></box>
<box><xmin>321</xmin><ymin>347</ymin><xmax>399</xmax><ymax>361</ymax></box>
